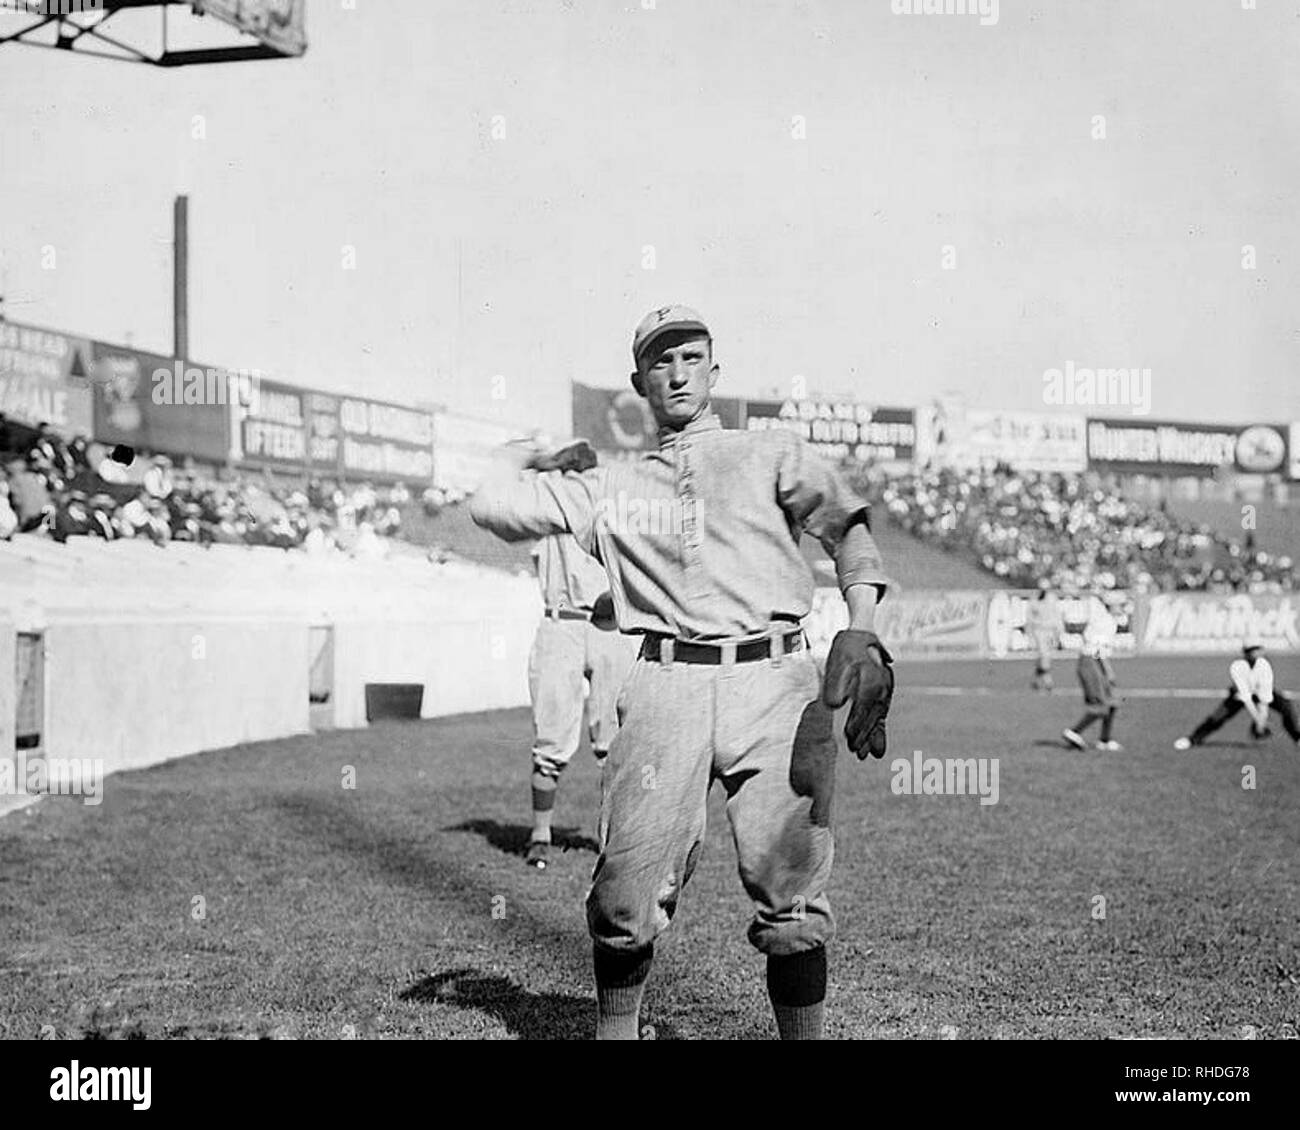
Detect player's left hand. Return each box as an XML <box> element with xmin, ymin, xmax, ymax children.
<box><xmin>822</xmin><ymin>630</ymin><xmax>894</xmax><ymax>760</ymax></box>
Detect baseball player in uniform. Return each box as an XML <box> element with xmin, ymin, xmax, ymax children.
<box><xmin>523</xmin><ymin>526</ymin><xmax>639</xmax><ymax>869</ymax></box>
<box><xmin>1062</xmin><ymin>611</ymin><xmax>1122</xmax><ymax>752</ymax></box>
<box><xmin>1025</xmin><ymin>584</ymin><xmax>1063</xmax><ymax>692</ymax></box>
<box><xmin>471</xmin><ymin>305</ymin><xmax>894</xmax><ymax>1040</ymax></box>
<box><xmin>1174</xmin><ymin>637</ymin><xmax>1300</xmax><ymax>750</ymax></box>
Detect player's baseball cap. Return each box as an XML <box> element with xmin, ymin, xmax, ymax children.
<box><xmin>1243</xmin><ymin>635</ymin><xmax>1264</xmax><ymax>651</ymax></box>
<box><xmin>632</xmin><ymin>304</ymin><xmax>711</xmax><ymax>365</ymax></box>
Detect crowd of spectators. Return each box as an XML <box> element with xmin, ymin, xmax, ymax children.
<box><xmin>868</xmin><ymin>465</ymin><xmax>1296</xmax><ymax>594</ymax></box>
<box><xmin>0</xmin><ymin>417</ymin><xmax>412</xmax><ymax>558</ymax></box>
<box><xmin>7</xmin><ymin>416</ymin><xmax>1293</xmax><ymax>594</ymax></box>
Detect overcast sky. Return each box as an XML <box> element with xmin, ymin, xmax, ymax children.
<box><xmin>2</xmin><ymin>0</ymin><xmax>1297</xmax><ymax>439</ymax></box>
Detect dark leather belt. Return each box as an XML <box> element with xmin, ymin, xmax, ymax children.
<box><xmin>545</xmin><ymin>607</ymin><xmax>591</xmax><ymax>622</ymax></box>
<box><xmin>639</xmin><ymin>628</ymin><xmax>805</xmax><ymax>666</ymax></box>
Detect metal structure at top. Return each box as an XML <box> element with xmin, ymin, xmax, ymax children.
<box><xmin>0</xmin><ymin>0</ymin><xmax>306</xmax><ymax>66</ymax></box>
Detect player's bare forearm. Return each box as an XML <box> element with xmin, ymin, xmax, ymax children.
<box><xmin>834</xmin><ymin>520</ymin><xmax>889</xmax><ymax>629</ymax></box>
<box><xmin>844</xmin><ymin>582</ymin><xmax>881</xmax><ymax>631</ymax></box>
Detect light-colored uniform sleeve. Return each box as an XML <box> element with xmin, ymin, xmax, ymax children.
<box><xmin>1255</xmin><ymin>659</ymin><xmax>1274</xmax><ymax>704</ymax></box>
<box><xmin>1227</xmin><ymin>657</ymin><xmax>1258</xmax><ymax>702</ymax></box>
<box><xmin>468</xmin><ymin>468</ymin><xmax>602</xmax><ymax>549</ymax></box>
<box><xmin>773</xmin><ymin>430</ymin><xmax>890</xmax><ymax>597</ymax></box>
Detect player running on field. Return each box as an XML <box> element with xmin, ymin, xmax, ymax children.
<box><xmin>1174</xmin><ymin>636</ymin><xmax>1300</xmax><ymax>750</ymax></box>
<box><xmin>470</xmin><ymin>304</ymin><xmax>894</xmax><ymax>1041</ymax></box>
<box><xmin>1062</xmin><ymin>609</ymin><xmax>1122</xmax><ymax>752</ymax></box>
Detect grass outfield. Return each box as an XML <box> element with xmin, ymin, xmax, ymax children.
<box><xmin>2</xmin><ymin>655</ymin><xmax>1297</xmax><ymax>1041</ymax></box>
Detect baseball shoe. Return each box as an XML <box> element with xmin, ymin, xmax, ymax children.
<box><xmin>1062</xmin><ymin>729</ymin><xmax>1086</xmax><ymax>750</ymax></box>
<box><xmin>1095</xmin><ymin>740</ymin><xmax>1124</xmax><ymax>752</ymax></box>
<box><xmin>524</xmin><ymin>839</ymin><xmax>551</xmax><ymax>870</ymax></box>
<box><xmin>1173</xmin><ymin>737</ymin><xmax>1192</xmax><ymax>751</ymax></box>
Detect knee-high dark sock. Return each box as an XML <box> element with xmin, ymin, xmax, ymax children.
<box><xmin>767</xmin><ymin>948</ymin><xmax>827</xmax><ymax>1040</ymax></box>
<box><xmin>593</xmin><ymin>946</ymin><xmax>653</xmax><ymax>1041</ymax></box>
<box><xmin>1100</xmin><ymin>707</ymin><xmax>1117</xmax><ymax>742</ymax></box>
<box><xmin>531</xmin><ymin>770</ymin><xmax>556</xmax><ymax>843</ymax></box>
<box><xmin>1072</xmin><ymin>714</ymin><xmax>1096</xmax><ymax>735</ymax></box>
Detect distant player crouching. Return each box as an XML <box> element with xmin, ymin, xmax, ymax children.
<box><xmin>1174</xmin><ymin>636</ymin><xmax>1300</xmax><ymax>750</ymax></box>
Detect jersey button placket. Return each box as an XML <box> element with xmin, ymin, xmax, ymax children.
<box><xmin>678</xmin><ymin>441</ymin><xmax>705</xmax><ymax>598</ymax></box>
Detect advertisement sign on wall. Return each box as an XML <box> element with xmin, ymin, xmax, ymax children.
<box><xmin>1136</xmin><ymin>592</ymin><xmax>1299</xmax><ymax>654</ymax></box>
<box><xmin>229</xmin><ymin>378</ymin><xmax>308</xmax><ymax>468</ymax></box>
<box><xmin>336</xmin><ymin>396</ymin><xmax>434</xmax><ymax>483</ymax></box>
<box><xmin>986</xmin><ymin>590</ymin><xmax>1137</xmax><ymax>656</ymax></box>
<box><xmin>0</xmin><ymin>320</ymin><xmax>94</xmax><ymax>437</ymax></box>
<box><xmin>1087</xmin><ymin>418</ymin><xmax>1289</xmax><ymax>477</ymax></box>
<box><xmin>306</xmin><ymin>392</ymin><xmax>341</xmax><ymax>470</ymax></box>
<box><xmin>744</xmin><ymin>399</ymin><xmax>916</xmax><ymax>464</ymax></box>
<box><xmin>805</xmin><ymin>588</ymin><xmax>989</xmax><ymax>659</ymax></box>
<box><xmin>930</xmin><ymin>408</ymin><xmax>1087</xmax><ymax>473</ymax></box>
<box><xmin>90</xmin><ymin>343</ymin><xmax>231</xmax><ymax>464</ymax></box>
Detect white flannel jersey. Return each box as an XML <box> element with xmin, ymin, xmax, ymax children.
<box><xmin>1229</xmin><ymin>657</ymin><xmax>1274</xmax><ymax>705</ymax></box>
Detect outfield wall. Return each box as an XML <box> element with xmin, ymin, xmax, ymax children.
<box><xmin>806</xmin><ymin>588</ymin><xmax>1298</xmax><ymax>660</ymax></box>
<box><xmin>40</xmin><ymin>617</ymin><xmax>312</xmax><ymax>773</ymax></box>
<box><xmin>0</xmin><ymin>540</ymin><xmax>542</xmax><ymax>803</ymax></box>
<box><xmin>3</xmin><ymin>532</ymin><xmax>1295</xmax><ymax>812</ymax></box>
<box><xmin>329</xmin><ymin>609</ymin><xmax>537</xmax><ymax>728</ymax></box>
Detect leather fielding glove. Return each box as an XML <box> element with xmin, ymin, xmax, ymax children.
<box><xmin>821</xmin><ymin>629</ymin><xmax>895</xmax><ymax>760</ymax></box>
<box><xmin>591</xmin><ymin>591</ymin><xmax>617</xmax><ymax>631</ymax></box>
<box><xmin>528</xmin><ymin>439</ymin><xmax>598</xmax><ymax>474</ymax></box>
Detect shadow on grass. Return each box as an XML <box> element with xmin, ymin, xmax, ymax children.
<box><xmin>445</xmin><ymin>818</ymin><xmax>600</xmax><ymax>858</ymax></box>
<box><xmin>401</xmin><ymin>968</ymin><xmax>679</xmax><ymax>1040</ymax></box>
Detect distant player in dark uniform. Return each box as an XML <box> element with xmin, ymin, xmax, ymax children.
<box><xmin>1062</xmin><ymin>613</ymin><xmax>1122</xmax><ymax>752</ymax></box>
<box><xmin>1174</xmin><ymin>637</ymin><xmax>1300</xmax><ymax>750</ymax></box>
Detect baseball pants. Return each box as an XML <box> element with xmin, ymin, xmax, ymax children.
<box><xmin>586</xmin><ymin>644</ymin><xmax>835</xmax><ymax>958</ymax></box>
<box><xmin>1076</xmin><ymin>655</ymin><xmax>1116</xmax><ymax>711</ymax></box>
<box><xmin>1072</xmin><ymin>654</ymin><xmax>1118</xmax><ymax>740</ymax></box>
<box><xmin>1032</xmin><ymin>634</ymin><xmax>1054</xmax><ymax>687</ymax></box>
<box><xmin>1189</xmin><ymin>692</ymin><xmax>1300</xmax><ymax>743</ymax></box>
<box><xmin>528</xmin><ymin>617</ymin><xmax>638</xmax><ymax>779</ymax></box>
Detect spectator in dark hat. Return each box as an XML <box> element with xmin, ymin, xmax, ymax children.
<box><xmin>51</xmin><ymin>491</ymin><xmax>95</xmax><ymax>544</ymax></box>
<box><xmin>5</xmin><ymin>457</ymin><xmax>52</xmax><ymax>533</ymax></box>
